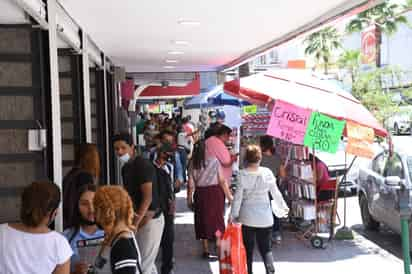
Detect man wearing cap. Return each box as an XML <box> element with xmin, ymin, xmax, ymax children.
<box><xmin>153</xmin><ymin>143</ymin><xmax>177</xmax><ymax>274</ymax></box>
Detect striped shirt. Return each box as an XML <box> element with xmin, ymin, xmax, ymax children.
<box><xmin>110</xmin><ymin>236</ymin><xmax>141</xmax><ymax>274</ymax></box>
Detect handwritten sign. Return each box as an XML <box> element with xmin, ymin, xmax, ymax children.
<box><xmin>243</xmin><ymin>105</ymin><xmax>257</xmax><ymax>115</ymax></box>
<box><xmin>346</xmin><ymin>121</ymin><xmax>375</xmax><ymax>158</ymax></box>
<box><xmin>304</xmin><ymin>112</ymin><xmax>345</xmax><ymax>153</ymax></box>
<box><xmin>346</xmin><ymin>121</ymin><xmax>374</xmax><ymax>143</ymax></box>
<box><xmin>266</xmin><ymin>100</ymin><xmax>311</xmax><ymax>144</ymax></box>
<box><xmin>346</xmin><ymin>139</ymin><xmax>375</xmax><ymax>158</ymax></box>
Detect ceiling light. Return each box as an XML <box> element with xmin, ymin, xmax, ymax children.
<box><xmin>178</xmin><ymin>20</ymin><xmax>200</xmax><ymax>26</ymax></box>
<box><xmin>165</xmin><ymin>59</ymin><xmax>179</xmax><ymax>63</ymax></box>
<box><xmin>168</xmin><ymin>51</ymin><xmax>184</xmax><ymax>55</ymax></box>
<box><xmin>172</xmin><ymin>40</ymin><xmax>190</xmax><ymax>46</ymax></box>
<box><xmin>163</xmin><ymin>66</ymin><xmax>175</xmax><ymax>69</ymax></box>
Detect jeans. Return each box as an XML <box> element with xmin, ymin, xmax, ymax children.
<box><xmin>136</xmin><ymin>214</ymin><xmax>165</xmax><ymax>274</ymax></box>
<box><xmin>242</xmin><ymin>225</ymin><xmax>275</xmax><ymax>274</ymax></box>
<box><xmin>161</xmin><ymin>214</ymin><xmax>175</xmax><ymax>274</ymax></box>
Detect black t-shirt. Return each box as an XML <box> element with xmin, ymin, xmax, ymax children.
<box><xmin>110</xmin><ymin>237</ymin><xmax>140</xmax><ymax>274</ymax></box>
<box><xmin>121</xmin><ymin>156</ymin><xmax>159</xmax><ymax>212</ymax></box>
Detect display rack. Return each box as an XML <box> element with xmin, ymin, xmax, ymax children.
<box><xmin>278</xmin><ymin>140</ymin><xmax>337</xmax><ymax>248</ymax></box>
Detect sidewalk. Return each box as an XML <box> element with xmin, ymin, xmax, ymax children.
<box><xmin>170</xmin><ymin>190</ymin><xmax>404</xmax><ymax>274</ymax></box>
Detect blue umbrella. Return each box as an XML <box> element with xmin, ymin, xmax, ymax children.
<box><xmin>184</xmin><ymin>85</ymin><xmax>250</xmax><ymax>109</ymax></box>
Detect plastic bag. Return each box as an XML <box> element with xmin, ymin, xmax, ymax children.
<box><xmin>216</xmin><ymin>223</ymin><xmax>248</xmax><ymax>274</ymax></box>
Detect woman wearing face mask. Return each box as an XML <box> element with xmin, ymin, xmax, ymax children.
<box><xmin>63</xmin><ymin>184</ymin><xmax>105</xmax><ymax>274</ymax></box>
<box><xmin>94</xmin><ymin>186</ymin><xmax>142</xmax><ymax>274</ymax></box>
<box><xmin>63</xmin><ymin>143</ymin><xmax>100</xmax><ymax>230</ymax></box>
<box><xmin>0</xmin><ymin>181</ymin><xmax>73</xmax><ymax>274</ymax></box>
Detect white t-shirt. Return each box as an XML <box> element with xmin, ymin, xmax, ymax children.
<box><xmin>0</xmin><ymin>223</ymin><xmax>73</xmax><ymax>274</ymax></box>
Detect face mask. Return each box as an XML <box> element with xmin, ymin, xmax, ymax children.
<box><xmin>119</xmin><ymin>153</ymin><xmax>130</xmax><ymax>164</ymax></box>
<box><xmin>80</xmin><ymin>216</ymin><xmax>96</xmax><ymax>226</ymax></box>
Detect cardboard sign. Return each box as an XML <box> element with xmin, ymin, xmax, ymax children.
<box><xmin>346</xmin><ymin>139</ymin><xmax>374</xmax><ymax>158</ymax></box>
<box><xmin>346</xmin><ymin>121</ymin><xmax>375</xmax><ymax>158</ymax></box>
<box><xmin>346</xmin><ymin>121</ymin><xmax>374</xmax><ymax>143</ymax></box>
<box><xmin>266</xmin><ymin>100</ymin><xmax>311</xmax><ymax>144</ymax></box>
<box><xmin>243</xmin><ymin>105</ymin><xmax>257</xmax><ymax>115</ymax></box>
<box><xmin>304</xmin><ymin>112</ymin><xmax>345</xmax><ymax>153</ymax></box>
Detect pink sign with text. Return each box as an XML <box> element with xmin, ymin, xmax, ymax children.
<box><xmin>266</xmin><ymin>100</ymin><xmax>311</xmax><ymax>144</ymax></box>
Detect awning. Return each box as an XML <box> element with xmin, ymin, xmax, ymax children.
<box><xmin>137</xmin><ymin>73</ymin><xmax>200</xmax><ymax>100</ymax></box>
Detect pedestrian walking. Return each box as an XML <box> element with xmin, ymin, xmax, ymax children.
<box><xmin>187</xmin><ymin>140</ymin><xmax>233</xmax><ymax>258</ymax></box>
<box><xmin>230</xmin><ymin>145</ymin><xmax>288</xmax><ymax>274</ymax></box>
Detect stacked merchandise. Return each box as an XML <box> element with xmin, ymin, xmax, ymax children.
<box><xmin>277</xmin><ymin>142</ymin><xmax>317</xmax><ymax>223</ymax></box>
<box><xmin>241</xmin><ymin>110</ymin><xmax>271</xmax><ymax>136</ymax></box>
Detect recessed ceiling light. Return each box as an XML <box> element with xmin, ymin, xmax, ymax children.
<box><xmin>165</xmin><ymin>59</ymin><xmax>179</xmax><ymax>63</ymax></box>
<box><xmin>168</xmin><ymin>51</ymin><xmax>184</xmax><ymax>55</ymax></box>
<box><xmin>163</xmin><ymin>65</ymin><xmax>175</xmax><ymax>69</ymax></box>
<box><xmin>178</xmin><ymin>20</ymin><xmax>200</xmax><ymax>26</ymax></box>
<box><xmin>172</xmin><ymin>40</ymin><xmax>190</xmax><ymax>46</ymax></box>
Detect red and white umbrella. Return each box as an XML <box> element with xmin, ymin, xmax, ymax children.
<box><xmin>224</xmin><ymin>69</ymin><xmax>387</xmax><ymax>137</ymax></box>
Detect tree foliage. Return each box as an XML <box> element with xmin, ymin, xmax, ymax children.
<box><xmin>346</xmin><ymin>2</ymin><xmax>408</xmax><ymax>35</ymax></box>
<box><xmin>304</xmin><ymin>26</ymin><xmax>341</xmax><ymax>74</ymax></box>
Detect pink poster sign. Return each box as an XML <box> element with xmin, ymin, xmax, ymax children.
<box><xmin>266</xmin><ymin>100</ymin><xmax>311</xmax><ymax>144</ymax></box>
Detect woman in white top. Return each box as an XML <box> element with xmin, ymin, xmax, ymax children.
<box><xmin>0</xmin><ymin>181</ymin><xmax>73</xmax><ymax>274</ymax></box>
<box><xmin>230</xmin><ymin>145</ymin><xmax>288</xmax><ymax>274</ymax></box>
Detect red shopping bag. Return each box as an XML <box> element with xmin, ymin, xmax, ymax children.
<box><xmin>216</xmin><ymin>223</ymin><xmax>248</xmax><ymax>274</ymax></box>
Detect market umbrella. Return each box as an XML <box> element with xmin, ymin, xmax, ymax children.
<box><xmin>184</xmin><ymin>85</ymin><xmax>250</xmax><ymax>109</ymax></box>
<box><xmin>224</xmin><ymin>69</ymin><xmax>387</xmax><ymax>137</ymax></box>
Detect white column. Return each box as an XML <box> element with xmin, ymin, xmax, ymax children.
<box><xmin>82</xmin><ymin>32</ymin><xmax>92</xmax><ymax>142</ymax></box>
<box><xmin>103</xmin><ymin>56</ymin><xmax>111</xmax><ymax>183</ymax></box>
<box><xmin>47</xmin><ymin>0</ymin><xmax>63</xmax><ymax>232</ymax></box>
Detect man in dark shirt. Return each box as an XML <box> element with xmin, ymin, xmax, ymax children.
<box><xmin>153</xmin><ymin>143</ymin><xmax>176</xmax><ymax>274</ymax></box>
<box><xmin>113</xmin><ymin>133</ymin><xmax>164</xmax><ymax>274</ymax></box>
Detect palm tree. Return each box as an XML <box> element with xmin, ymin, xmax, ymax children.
<box><xmin>338</xmin><ymin>49</ymin><xmax>361</xmax><ymax>84</ymax></box>
<box><xmin>346</xmin><ymin>2</ymin><xmax>408</xmax><ymax>67</ymax></box>
<box><xmin>304</xmin><ymin>26</ymin><xmax>341</xmax><ymax>75</ymax></box>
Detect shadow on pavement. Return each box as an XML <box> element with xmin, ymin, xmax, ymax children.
<box><xmin>352</xmin><ymin>224</ymin><xmax>405</xmax><ymax>260</ymax></box>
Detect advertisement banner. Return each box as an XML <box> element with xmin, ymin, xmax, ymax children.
<box><xmin>266</xmin><ymin>100</ymin><xmax>311</xmax><ymax>144</ymax></box>
<box><xmin>304</xmin><ymin>112</ymin><xmax>345</xmax><ymax>153</ymax></box>
<box><xmin>361</xmin><ymin>26</ymin><xmax>377</xmax><ymax>65</ymax></box>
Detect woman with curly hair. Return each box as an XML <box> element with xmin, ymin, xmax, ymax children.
<box><xmin>93</xmin><ymin>186</ymin><xmax>142</xmax><ymax>274</ymax></box>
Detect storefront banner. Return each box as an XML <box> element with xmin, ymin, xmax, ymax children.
<box><xmin>304</xmin><ymin>112</ymin><xmax>345</xmax><ymax>153</ymax></box>
<box><xmin>243</xmin><ymin>105</ymin><xmax>257</xmax><ymax>115</ymax></box>
<box><xmin>346</xmin><ymin>139</ymin><xmax>375</xmax><ymax>158</ymax></box>
<box><xmin>346</xmin><ymin>121</ymin><xmax>374</xmax><ymax>143</ymax></box>
<box><xmin>266</xmin><ymin>100</ymin><xmax>311</xmax><ymax>145</ymax></box>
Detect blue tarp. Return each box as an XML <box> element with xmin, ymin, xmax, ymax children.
<box><xmin>184</xmin><ymin>85</ymin><xmax>250</xmax><ymax>109</ymax></box>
